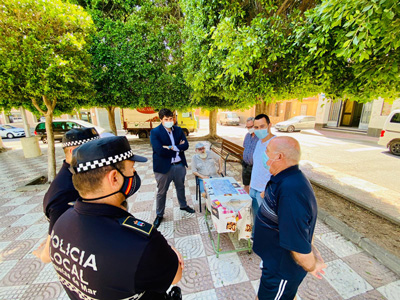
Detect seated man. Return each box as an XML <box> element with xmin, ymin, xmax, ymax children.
<box><xmin>191</xmin><ymin>142</ymin><xmax>223</xmax><ymax>198</ymax></box>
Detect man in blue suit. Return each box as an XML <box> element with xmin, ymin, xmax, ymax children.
<box><xmin>150</xmin><ymin>108</ymin><xmax>195</xmax><ymax>228</ymax></box>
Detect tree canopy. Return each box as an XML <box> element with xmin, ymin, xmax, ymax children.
<box><xmin>0</xmin><ymin>0</ymin><xmax>95</xmax><ymax>180</ymax></box>
<box><xmin>181</xmin><ymin>0</ymin><xmax>400</xmax><ymax>105</ymax></box>
<box><xmin>80</xmin><ymin>0</ymin><xmax>191</xmax><ymax>112</ymax></box>
<box><xmin>297</xmin><ymin>0</ymin><xmax>400</xmax><ymax>102</ymax></box>
<box><xmin>0</xmin><ymin>0</ymin><xmax>95</xmax><ymax>114</ymax></box>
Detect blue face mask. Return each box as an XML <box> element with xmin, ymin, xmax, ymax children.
<box><xmin>262</xmin><ymin>151</ymin><xmax>270</xmax><ymax>170</ymax></box>
<box><xmin>163</xmin><ymin>121</ymin><xmax>174</xmax><ymax>129</ymax></box>
<box><xmin>254</xmin><ymin>128</ymin><xmax>269</xmax><ymax>140</ymax></box>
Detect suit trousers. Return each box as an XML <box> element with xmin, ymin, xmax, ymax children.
<box><xmin>154</xmin><ymin>163</ymin><xmax>188</xmax><ymax>217</ymax></box>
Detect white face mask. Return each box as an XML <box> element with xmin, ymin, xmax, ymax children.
<box><xmin>248</xmin><ymin>128</ymin><xmax>255</xmax><ymax>134</ymax></box>
<box><xmin>199</xmin><ymin>152</ymin><xmax>207</xmax><ymax>159</ymax></box>
<box><xmin>163</xmin><ymin>121</ymin><xmax>174</xmax><ymax>128</ymax></box>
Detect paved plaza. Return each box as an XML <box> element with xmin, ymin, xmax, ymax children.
<box><xmin>0</xmin><ymin>140</ymin><xmax>399</xmax><ymax>299</ymax></box>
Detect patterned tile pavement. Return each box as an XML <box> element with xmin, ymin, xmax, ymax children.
<box><xmin>0</xmin><ymin>141</ymin><xmax>399</xmax><ymax>300</ymax></box>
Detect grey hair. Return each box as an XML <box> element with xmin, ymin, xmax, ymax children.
<box><xmin>246</xmin><ymin>117</ymin><xmax>255</xmax><ymax>122</ymax></box>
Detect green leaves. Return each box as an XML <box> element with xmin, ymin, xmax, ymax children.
<box><xmin>89</xmin><ymin>0</ymin><xmax>191</xmax><ymax>111</ymax></box>
<box><xmin>0</xmin><ymin>0</ymin><xmax>95</xmax><ymax>114</ymax></box>
<box><xmin>301</xmin><ymin>0</ymin><xmax>400</xmax><ymax>102</ymax></box>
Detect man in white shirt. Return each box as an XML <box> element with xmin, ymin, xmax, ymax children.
<box><xmin>249</xmin><ymin>114</ymin><xmax>275</xmax><ymax>225</ymax></box>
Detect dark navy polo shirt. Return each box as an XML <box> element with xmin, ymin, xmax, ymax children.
<box><xmin>50</xmin><ymin>200</ymin><xmax>178</xmax><ymax>300</ymax></box>
<box><xmin>43</xmin><ymin>160</ymin><xmax>79</xmax><ymax>234</ymax></box>
<box><xmin>253</xmin><ymin>165</ymin><xmax>317</xmax><ymax>281</ymax></box>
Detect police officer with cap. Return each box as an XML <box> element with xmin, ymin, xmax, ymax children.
<box><xmin>50</xmin><ymin>136</ymin><xmax>183</xmax><ymax>300</ymax></box>
<box><xmin>33</xmin><ymin>128</ymin><xmax>99</xmax><ymax>263</ymax></box>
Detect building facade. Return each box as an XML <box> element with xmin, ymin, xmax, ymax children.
<box><xmin>315</xmin><ymin>95</ymin><xmax>400</xmax><ymax>137</ymax></box>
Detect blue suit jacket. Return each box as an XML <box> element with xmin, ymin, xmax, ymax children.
<box><xmin>150</xmin><ymin>124</ymin><xmax>189</xmax><ymax>174</ymax></box>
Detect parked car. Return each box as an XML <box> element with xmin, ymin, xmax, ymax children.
<box><xmin>275</xmin><ymin>116</ymin><xmax>316</xmax><ymax>132</ymax></box>
<box><xmin>0</xmin><ymin>125</ymin><xmax>26</xmax><ymax>139</ymax></box>
<box><xmin>34</xmin><ymin>120</ymin><xmax>105</xmax><ymax>143</ymax></box>
<box><xmin>9</xmin><ymin>116</ymin><xmax>22</xmax><ymax>123</ymax></box>
<box><xmin>378</xmin><ymin>109</ymin><xmax>400</xmax><ymax>156</ymax></box>
<box><xmin>219</xmin><ymin>112</ymin><xmax>240</xmax><ymax>126</ymax></box>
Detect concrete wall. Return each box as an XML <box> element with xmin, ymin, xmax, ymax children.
<box><xmin>1</xmin><ymin>109</ymin><xmax>37</xmax><ymax>127</ymax></box>
<box><xmin>197</xmin><ymin>97</ymin><xmax>319</xmax><ymax>125</ymax></box>
<box><xmin>368</xmin><ymin>98</ymin><xmax>400</xmax><ymax>137</ymax></box>
<box><xmin>315</xmin><ymin>94</ymin><xmax>332</xmax><ymax>129</ymax></box>
<box><xmin>266</xmin><ymin>96</ymin><xmax>319</xmax><ymax>125</ymax></box>
<box><xmin>95</xmin><ymin>108</ymin><xmax>122</xmax><ymax>131</ymax></box>
<box><xmin>199</xmin><ymin>107</ymin><xmax>255</xmax><ymax>124</ymax></box>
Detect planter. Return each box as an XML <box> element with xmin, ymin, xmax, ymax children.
<box><xmin>21</xmin><ymin>136</ymin><xmax>42</xmax><ymax>158</ymax></box>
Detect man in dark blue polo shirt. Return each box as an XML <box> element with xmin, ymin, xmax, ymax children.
<box><xmin>50</xmin><ymin>136</ymin><xmax>183</xmax><ymax>300</ymax></box>
<box><xmin>253</xmin><ymin>136</ymin><xmax>326</xmax><ymax>300</ymax></box>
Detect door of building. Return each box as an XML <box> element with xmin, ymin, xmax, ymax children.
<box><xmin>327</xmin><ymin>101</ymin><xmax>342</xmax><ymax>127</ymax></box>
<box><xmin>300</xmin><ymin>104</ymin><xmax>308</xmax><ymax>116</ymax></box>
<box><xmin>340</xmin><ymin>100</ymin><xmax>364</xmax><ymax>127</ymax></box>
<box><xmin>284</xmin><ymin>102</ymin><xmax>292</xmax><ymax>120</ymax></box>
<box><xmin>341</xmin><ymin>99</ymin><xmax>354</xmax><ymax>126</ymax></box>
<box><xmin>359</xmin><ymin>102</ymin><xmax>372</xmax><ymax>130</ymax></box>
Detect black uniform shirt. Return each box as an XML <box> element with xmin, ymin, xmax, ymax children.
<box><xmin>43</xmin><ymin>160</ymin><xmax>79</xmax><ymax>234</ymax></box>
<box><xmin>50</xmin><ymin>200</ymin><xmax>178</xmax><ymax>300</ymax></box>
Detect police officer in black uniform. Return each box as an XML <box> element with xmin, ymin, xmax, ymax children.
<box><xmin>33</xmin><ymin>128</ymin><xmax>100</xmax><ymax>263</ymax></box>
<box><xmin>49</xmin><ymin>136</ymin><xmax>183</xmax><ymax>300</ymax></box>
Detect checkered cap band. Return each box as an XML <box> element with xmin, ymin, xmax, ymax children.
<box><xmin>76</xmin><ymin>149</ymin><xmax>134</xmax><ymax>173</ymax></box>
<box><xmin>62</xmin><ymin>136</ymin><xmax>100</xmax><ymax>148</ymax></box>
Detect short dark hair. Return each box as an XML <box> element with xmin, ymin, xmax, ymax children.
<box><xmin>158</xmin><ymin>108</ymin><xmax>174</xmax><ymax>120</ymax></box>
<box><xmin>255</xmin><ymin>113</ymin><xmax>270</xmax><ymax>124</ymax></box>
<box><xmin>72</xmin><ymin>160</ymin><xmax>125</xmax><ymax>196</ymax></box>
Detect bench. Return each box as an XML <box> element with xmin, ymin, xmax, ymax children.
<box><xmin>211</xmin><ymin>138</ymin><xmax>244</xmax><ymax>175</ymax></box>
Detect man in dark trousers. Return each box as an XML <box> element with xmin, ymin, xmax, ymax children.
<box><xmin>253</xmin><ymin>136</ymin><xmax>326</xmax><ymax>300</ymax></box>
<box><xmin>150</xmin><ymin>108</ymin><xmax>195</xmax><ymax>228</ymax></box>
<box><xmin>50</xmin><ymin>136</ymin><xmax>183</xmax><ymax>300</ymax></box>
<box><xmin>33</xmin><ymin>127</ymin><xmax>99</xmax><ymax>263</ymax></box>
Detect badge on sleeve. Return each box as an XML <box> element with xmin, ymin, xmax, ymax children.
<box><xmin>118</xmin><ymin>216</ymin><xmax>154</xmax><ymax>236</ymax></box>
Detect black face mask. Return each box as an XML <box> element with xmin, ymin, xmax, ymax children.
<box><xmin>114</xmin><ymin>167</ymin><xmax>141</xmax><ymax>198</ymax></box>
<box><xmin>81</xmin><ymin>166</ymin><xmax>141</xmax><ymax>201</ymax></box>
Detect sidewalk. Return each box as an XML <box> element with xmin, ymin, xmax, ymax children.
<box><xmin>299</xmin><ymin>128</ymin><xmax>400</xmax><ymax>226</ymax></box>
<box><xmin>0</xmin><ymin>141</ymin><xmax>399</xmax><ymax>299</ymax></box>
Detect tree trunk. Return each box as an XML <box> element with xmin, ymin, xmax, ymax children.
<box><xmin>0</xmin><ymin>136</ymin><xmax>4</xmax><ymax>149</ymax></box>
<box><xmin>106</xmin><ymin>106</ymin><xmax>117</xmax><ymax>136</ymax></box>
<box><xmin>45</xmin><ymin>110</ymin><xmax>56</xmax><ymax>182</ymax></box>
<box><xmin>20</xmin><ymin>107</ymin><xmax>31</xmax><ymax>138</ymax></box>
<box><xmin>32</xmin><ymin>96</ymin><xmax>56</xmax><ymax>182</ymax></box>
<box><xmin>209</xmin><ymin>109</ymin><xmax>217</xmax><ymax>138</ymax></box>
<box><xmin>255</xmin><ymin>100</ymin><xmax>268</xmax><ymax>115</ymax></box>
<box><xmin>76</xmin><ymin>110</ymin><xmax>82</xmax><ymax>120</ymax></box>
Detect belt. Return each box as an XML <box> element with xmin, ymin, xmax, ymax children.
<box><xmin>242</xmin><ymin>161</ymin><xmax>253</xmax><ymax>167</ymax></box>
<box><xmin>171</xmin><ymin>161</ymin><xmax>182</xmax><ymax>165</ymax></box>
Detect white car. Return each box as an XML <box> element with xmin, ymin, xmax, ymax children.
<box><xmin>275</xmin><ymin>116</ymin><xmax>316</xmax><ymax>132</ymax></box>
<box><xmin>378</xmin><ymin>109</ymin><xmax>400</xmax><ymax>156</ymax></box>
<box><xmin>219</xmin><ymin>112</ymin><xmax>240</xmax><ymax>126</ymax></box>
<box><xmin>0</xmin><ymin>125</ymin><xmax>26</xmax><ymax>139</ymax></box>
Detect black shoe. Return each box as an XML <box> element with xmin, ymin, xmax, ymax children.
<box><xmin>153</xmin><ymin>216</ymin><xmax>163</xmax><ymax>228</ymax></box>
<box><xmin>167</xmin><ymin>286</ymin><xmax>182</xmax><ymax>300</ymax></box>
<box><xmin>180</xmin><ymin>206</ymin><xmax>195</xmax><ymax>214</ymax></box>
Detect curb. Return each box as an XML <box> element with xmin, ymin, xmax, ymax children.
<box><xmin>318</xmin><ymin>209</ymin><xmax>400</xmax><ymax>276</ymax></box>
